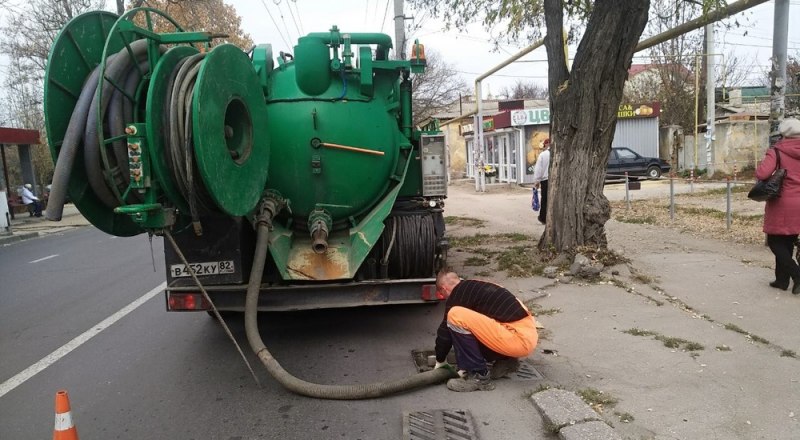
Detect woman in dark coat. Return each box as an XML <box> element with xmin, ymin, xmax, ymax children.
<box><xmin>756</xmin><ymin>118</ymin><xmax>800</xmax><ymax>294</ymax></box>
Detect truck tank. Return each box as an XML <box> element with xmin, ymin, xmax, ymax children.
<box><xmin>44</xmin><ymin>8</ymin><xmax>449</xmax><ymax>311</ymax></box>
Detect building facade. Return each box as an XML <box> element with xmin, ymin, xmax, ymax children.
<box><xmin>457</xmin><ymin>102</ymin><xmax>661</xmax><ymax>185</ymax></box>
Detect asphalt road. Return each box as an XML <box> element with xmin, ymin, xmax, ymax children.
<box><xmin>0</xmin><ymin>227</ymin><xmax>542</xmax><ymax>439</ymax></box>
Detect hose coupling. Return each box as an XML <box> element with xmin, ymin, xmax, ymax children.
<box><xmin>256</xmin><ymin>190</ymin><xmax>286</xmax><ymax>228</ymax></box>
<box><xmin>308</xmin><ymin>209</ymin><xmax>332</xmax><ymax>254</ymax></box>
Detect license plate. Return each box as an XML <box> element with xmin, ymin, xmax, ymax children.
<box><xmin>170</xmin><ymin>261</ymin><xmax>235</xmax><ymax>278</ymax></box>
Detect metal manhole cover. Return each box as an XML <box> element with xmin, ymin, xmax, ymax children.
<box><xmin>508</xmin><ymin>360</ymin><xmax>545</xmax><ymax>381</ymax></box>
<box><xmin>403</xmin><ymin>409</ymin><xmax>479</xmax><ymax>440</ymax></box>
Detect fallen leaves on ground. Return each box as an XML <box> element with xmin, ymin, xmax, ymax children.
<box><xmin>610</xmin><ymin>191</ymin><xmax>764</xmax><ymax>245</ymax></box>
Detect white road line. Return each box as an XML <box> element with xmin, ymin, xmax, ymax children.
<box><xmin>29</xmin><ymin>254</ymin><xmax>59</xmax><ymax>263</ymax></box>
<box><xmin>0</xmin><ymin>282</ymin><xmax>166</xmax><ymax>399</ymax></box>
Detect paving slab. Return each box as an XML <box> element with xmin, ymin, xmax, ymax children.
<box><xmin>530</xmin><ymin>389</ymin><xmax>600</xmax><ymax>430</ymax></box>
<box><xmin>443</xmin><ymin>182</ymin><xmax>800</xmax><ymax>439</ymax></box>
<box><xmin>559</xmin><ymin>420</ymin><xmax>621</xmax><ymax>440</ymax></box>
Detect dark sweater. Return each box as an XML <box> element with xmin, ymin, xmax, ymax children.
<box><xmin>434</xmin><ymin>280</ymin><xmax>530</xmax><ymax>362</ymax></box>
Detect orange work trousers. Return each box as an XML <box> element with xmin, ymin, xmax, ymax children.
<box><xmin>447</xmin><ymin>306</ymin><xmax>538</xmax><ymax>357</ymax></box>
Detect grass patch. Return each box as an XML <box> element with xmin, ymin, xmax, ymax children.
<box><xmin>617</xmin><ymin>216</ymin><xmax>657</xmax><ymax>225</ymax></box>
<box><xmin>524</xmin><ymin>301</ymin><xmax>561</xmax><ymax>316</ymax></box>
<box><xmin>464</xmin><ymin>256</ymin><xmax>489</xmax><ymax>266</ymax></box>
<box><xmin>680</xmin><ymin>206</ymin><xmax>727</xmax><ymax>220</ymax></box>
<box><xmin>632</xmin><ymin>273</ymin><xmax>654</xmax><ymax>284</ymax></box>
<box><xmin>781</xmin><ymin>350</ymin><xmax>797</xmax><ymax>358</ymax></box>
<box><xmin>654</xmin><ymin>335</ymin><xmax>704</xmax><ymax>351</ymax></box>
<box><xmin>689</xmin><ymin>185</ymin><xmax>751</xmax><ymax>196</ymax></box>
<box><xmin>724</xmin><ymin>323</ymin><xmax>771</xmax><ymax>345</ymax></box>
<box><xmin>444</xmin><ymin>216</ymin><xmax>486</xmax><ymax>228</ymax></box>
<box><xmin>683</xmin><ymin>341</ymin><xmax>705</xmax><ymax>351</ymax></box>
<box><xmin>474</xmin><ymin>271</ymin><xmax>492</xmax><ymax>277</ymax></box>
<box><xmin>578</xmin><ymin>388</ymin><xmax>618</xmax><ymax>413</ymax></box>
<box><xmin>573</xmin><ymin>246</ymin><xmax>629</xmax><ymax>266</ymax></box>
<box><xmin>614</xmin><ymin>411</ymin><xmax>635</xmax><ymax>423</ymax></box>
<box><xmin>472</xmin><ymin>247</ymin><xmax>497</xmax><ymax>257</ymax></box>
<box><xmin>716</xmin><ymin>345</ymin><xmax>732</xmax><ymax>352</ymax></box>
<box><xmin>497</xmin><ymin>245</ymin><xmax>544</xmax><ymax>277</ymax></box>
<box><xmin>622</xmin><ymin>328</ymin><xmax>657</xmax><ymax>337</ymax></box>
<box><xmin>449</xmin><ymin>232</ymin><xmax>531</xmax><ymax>249</ymax></box>
<box><xmin>449</xmin><ymin>234</ymin><xmax>493</xmax><ymax>248</ymax></box>
<box><xmin>498</xmin><ymin>232</ymin><xmax>530</xmax><ymax>242</ymax></box>
<box><xmin>724</xmin><ymin>323</ymin><xmax>747</xmax><ymax>334</ymax></box>
<box><xmin>623</xmin><ymin>328</ymin><xmax>704</xmax><ymax>351</ymax></box>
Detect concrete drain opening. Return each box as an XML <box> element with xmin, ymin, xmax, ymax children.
<box><xmin>508</xmin><ymin>360</ymin><xmax>545</xmax><ymax>381</ymax></box>
<box><xmin>411</xmin><ymin>349</ymin><xmax>544</xmax><ymax>381</ymax></box>
<box><xmin>403</xmin><ymin>409</ymin><xmax>479</xmax><ymax>440</ymax></box>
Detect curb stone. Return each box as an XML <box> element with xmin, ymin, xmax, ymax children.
<box><xmin>530</xmin><ymin>389</ymin><xmax>620</xmax><ymax>439</ymax></box>
<box><xmin>0</xmin><ymin>232</ymin><xmax>39</xmax><ymax>245</ymax></box>
<box><xmin>559</xmin><ymin>420</ymin><xmax>622</xmax><ymax>440</ymax></box>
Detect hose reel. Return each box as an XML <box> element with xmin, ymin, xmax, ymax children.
<box><xmin>44</xmin><ymin>8</ymin><xmax>270</xmax><ymax>236</ymax></box>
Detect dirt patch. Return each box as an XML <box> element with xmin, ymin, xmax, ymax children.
<box><xmin>610</xmin><ymin>191</ymin><xmax>764</xmax><ymax>245</ymax></box>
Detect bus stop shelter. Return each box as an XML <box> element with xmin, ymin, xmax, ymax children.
<box><xmin>0</xmin><ymin>127</ymin><xmax>42</xmax><ymax>220</ymax></box>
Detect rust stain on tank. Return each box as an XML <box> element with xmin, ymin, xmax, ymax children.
<box><xmin>287</xmin><ymin>247</ymin><xmax>349</xmax><ymax>280</ymax></box>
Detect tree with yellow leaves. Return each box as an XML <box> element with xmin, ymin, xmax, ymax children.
<box><xmin>128</xmin><ymin>0</ymin><xmax>253</xmax><ymax>50</ymax></box>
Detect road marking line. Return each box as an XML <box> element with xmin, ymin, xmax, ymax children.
<box><xmin>29</xmin><ymin>254</ymin><xmax>59</xmax><ymax>264</ymax></box>
<box><xmin>0</xmin><ymin>282</ymin><xmax>166</xmax><ymax>399</ymax></box>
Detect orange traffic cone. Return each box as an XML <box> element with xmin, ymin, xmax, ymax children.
<box><xmin>53</xmin><ymin>390</ymin><xmax>79</xmax><ymax>440</ymax></box>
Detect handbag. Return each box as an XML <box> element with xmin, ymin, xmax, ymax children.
<box><xmin>748</xmin><ymin>149</ymin><xmax>786</xmax><ymax>202</ymax></box>
<box><xmin>531</xmin><ymin>187</ymin><xmax>540</xmax><ymax>211</ymax></box>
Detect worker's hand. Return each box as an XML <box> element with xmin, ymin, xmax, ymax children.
<box><xmin>534</xmin><ymin>182</ymin><xmax>540</xmax><ymax>189</ymax></box>
<box><xmin>434</xmin><ymin>361</ymin><xmax>455</xmax><ymax>373</ymax></box>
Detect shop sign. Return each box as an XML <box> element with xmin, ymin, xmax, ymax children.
<box><xmin>510</xmin><ymin>108</ymin><xmax>550</xmax><ymax>126</ymax></box>
<box><xmin>617</xmin><ymin>103</ymin><xmax>660</xmax><ymax>119</ymax></box>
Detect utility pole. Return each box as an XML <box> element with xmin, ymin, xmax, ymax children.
<box><xmin>393</xmin><ymin>0</ymin><xmax>406</xmax><ymax>60</ymax></box>
<box><xmin>475</xmin><ymin>85</ymin><xmax>486</xmax><ymax>192</ymax></box>
<box><xmin>705</xmin><ymin>24</ymin><xmax>715</xmax><ymax>176</ymax></box>
<box><xmin>769</xmin><ymin>0</ymin><xmax>790</xmax><ymax>148</ymax></box>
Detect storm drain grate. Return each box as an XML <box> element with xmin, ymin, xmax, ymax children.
<box><xmin>403</xmin><ymin>409</ymin><xmax>479</xmax><ymax>440</ymax></box>
<box><xmin>508</xmin><ymin>360</ymin><xmax>545</xmax><ymax>381</ymax></box>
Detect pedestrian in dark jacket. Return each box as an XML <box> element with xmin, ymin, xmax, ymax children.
<box><xmin>433</xmin><ymin>270</ymin><xmax>538</xmax><ymax>392</ymax></box>
<box><xmin>756</xmin><ymin>118</ymin><xmax>800</xmax><ymax>294</ymax></box>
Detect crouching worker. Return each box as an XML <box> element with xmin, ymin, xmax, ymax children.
<box><xmin>433</xmin><ymin>269</ymin><xmax>538</xmax><ymax>392</ymax></box>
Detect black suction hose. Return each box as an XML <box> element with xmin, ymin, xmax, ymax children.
<box><xmin>84</xmin><ymin>40</ymin><xmax>151</xmax><ymax>208</ymax></box>
<box><xmin>244</xmin><ymin>200</ymin><xmax>456</xmax><ymax>400</ymax></box>
<box><xmin>46</xmin><ymin>64</ymin><xmax>103</xmax><ymax>220</ymax></box>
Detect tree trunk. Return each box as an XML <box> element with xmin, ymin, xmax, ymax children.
<box><xmin>540</xmin><ymin>0</ymin><xmax>650</xmax><ymax>252</ymax></box>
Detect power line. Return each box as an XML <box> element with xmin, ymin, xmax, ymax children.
<box><xmin>380</xmin><ymin>0</ymin><xmax>390</xmax><ymax>33</ymax></box>
<box><xmin>259</xmin><ymin>0</ymin><xmax>291</xmax><ymax>49</ymax></box>
<box><xmin>285</xmin><ymin>0</ymin><xmax>302</xmax><ymax>39</ymax></box>
<box><xmin>291</xmin><ymin>0</ymin><xmax>304</xmax><ymax>35</ymax></box>
<box><xmin>275</xmin><ymin>0</ymin><xmax>297</xmax><ymax>45</ymax></box>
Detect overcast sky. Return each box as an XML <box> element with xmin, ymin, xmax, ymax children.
<box><xmin>227</xmin><ymin>0</ymin><xmax>800</xmax><ymax>96</ymax></box>
<box><xmin>0</xmin><ymin>0</ymin><xmax>798</xmax><ymax>102</ymax></box>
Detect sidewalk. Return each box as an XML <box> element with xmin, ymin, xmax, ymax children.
<box><xmin>0</xmin><ymin>204</ymin><xmax>90</xmax><ymax>245</ymax></box>
<box><xmin>443</xmin><ymin>181</ymin><xmax>799</xmax><ymax>439</ymax></box>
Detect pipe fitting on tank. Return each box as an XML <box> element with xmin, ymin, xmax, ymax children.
<box><xmin>308</xmin><ymin>209</ymin><xmax>332</xmax><ymax>254</ymax></box>
<box><xmin>255</xmin><ymin>190</ymin><xmax>286</xmax><ymax>229</ymax></box>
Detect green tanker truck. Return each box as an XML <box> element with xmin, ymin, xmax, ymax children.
<box><xmin>44</xmin><ymin>8</ymin><xmax>449</xmax><ymax>313</ymax></box>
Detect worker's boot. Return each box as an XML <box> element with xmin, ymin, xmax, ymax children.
<box><xmin>446</xmin><ymin>371</ymin><xmax>495</xmax><ymax>392</ymax></box>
